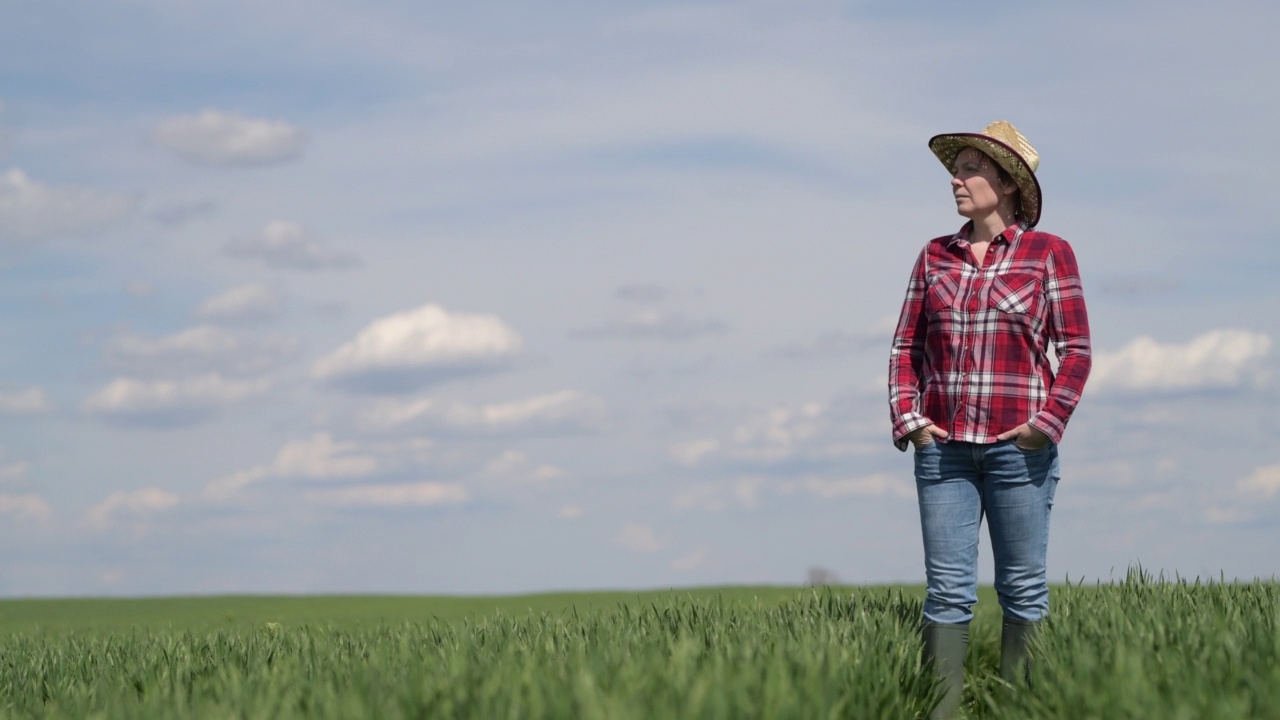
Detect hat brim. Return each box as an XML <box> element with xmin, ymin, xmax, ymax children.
<box><xmin>929</xmin><ymin>133</ymin><xmax>1042</xmax><ymax>227</ymax></box>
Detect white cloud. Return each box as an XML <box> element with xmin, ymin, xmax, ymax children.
<box><xmin>669</xmin><ymin>439</ymin><xmax>721</xmax><ymax>466</ymax></box>
<box><xmin>1237</xmin><ymin>464</ymin><xmax>1280</xmax><ymax>499</ymax></box>
<box><xmin>1091</xmin><ymin>329</ymin><xmax>1272</xmax><ymax>393</ymax></box>
<box><xmin>105</xmin><ymin>325</ymin><xmax>299</xmax><ymax>376</ymax></box>
<box><xmin>719</xmin><ymin>401</ymin><xmax>869</xmax><ymax>462</ymax></box>
<box><xmin>0</xmin><ymin>168</ymin><xmax>134</xmax><ymax>243</ymax></box>
<box><xmin>86</xmin><ymin>488</ymin><xmax>179</xmax><ymax>529</ymax></box>
<box><xmin>573</xmin><ymin>309</ymin><xmax>727</xmax><ymax>341</ymax></box>
<box><xmin>196</xmin><ymin>283</ymin><xmax>282</xmax><ymax>324</ymax></box>
<box><xmin>670</xmin><ymin>395</ymin><xmax>878</xmax><ymax>471</ymax></box>
<box><xmin>151</xmin><ymin>110</ymin><xmax>306</xmax><ymax>166</ymax></box>
<box><xmin>1206</xmin><ymin>506</ymin><xmax>1253</xmax><ymax>526</ymax></box>
<box><xmin>202</xmin><ymin>467</ymin><xmax>268</xmax><ymax>501</ymax></box>
<box><xmin>203</xmin><ymin>432</ymin><xmax>383</xmax><ymax>500</ymax></box>
<box><xmin>670</xmin><ymin>548</ymin><xmax>709</xmax><ymax>573</ymax></box>
<box><xmin>306</xmin><ymin>481</ymin><xmax>468</xmax><ymax>508</ymax></box>
<box><xmin>313</xmin><ymin>304</ymin><xmax>523</xmax><ymax>392</ymax></box>
<box><xmin>359</xmin><ymin>390</ymin><xmax>606</xmax><ymax>435</ymax></box>
<box><xmin>109</xmin><ymin>325</ymin><xmax>238</xmax><ymax>359</ymax></box>
<box><xmin>82</xmin><ymin>374</ymin><xmax>270</xmax><ymax>425</ymax></box>
<box><xmin>272</xmin><ymin>433</ymin><xmax>380</xmax><ymax>480</ymax></box>
<box><xmin>0</xmin><ymin>461</ymin><xmax>30</xmax><ymax>481</ymax></box>
<box><xmin>616</xmin><ymin>523</ymin><xmax>662</xmax><ymax>553</ymax></box>
<box><xmin>730</xmin><ymin>403</ymin><xmax>828</xmax><ymax>462</ymax></box>
<box><xmin>410</xmin><ymin>448</ymin><xmax>568</xmax><ymax>505</ymax></box>
<box><xmin>559</xmin><ymin>504</ymin><xmax>583</xmax><ymax>519</ymax></box>
<box><xmin>482</xmin><ymin>450</ymin><xmax>565</xmax><ymax>485</ymax></box>
<box><xmin>0</xmin><ymin>493</ymin><xmax>51</xmax><ymax>523</ymax></box>
<box><xmin>0</xmin><ymin>387</ymin><xmax>52</xmax><ymax>415</ymax></box>
<box><xmin>224</xmin><ymin>221</ymin><xmax>360</xmax><ymax>271</ymax></box>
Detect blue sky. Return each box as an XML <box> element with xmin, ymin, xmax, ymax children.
<box><xmin>2</xmin><ymin>0</ymin><xmax>1278</xmax><ymax>596</ymax></box>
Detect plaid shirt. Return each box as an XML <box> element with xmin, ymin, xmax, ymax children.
<box><xmin>889</xmin><ymin>222</ymin><xmax>1091</xmax><ymax>451</ymax></box>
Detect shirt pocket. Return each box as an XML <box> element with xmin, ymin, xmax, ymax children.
<box><xmin>989</xmin><ymin>273</ymin><xmax>1042</xmax><ymax>315</ymax></box>
<box><xmin>925</xmin><ymin>272</ymin><xmax>959</xmax><ymax>315</ymax></box>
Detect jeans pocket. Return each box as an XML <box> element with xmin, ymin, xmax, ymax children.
<box><xmin>914</xmin><ymin>440</ymin><xmax>943</xmax><ymax>482</ymax></box>
<box><xmin>1013</xmin><ymin>439</ymin><xmax>1053</xmax><ymax>455</ymax></box>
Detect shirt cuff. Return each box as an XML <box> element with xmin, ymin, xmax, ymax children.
<box><xmin>1027</xmin><ymin>413</ymin><xmax>1065</xmax><ymax>445</ymax></box>
<box><xmin>893</xmin><ymin>412</ymin><xmax>932</xmax><ymax>452</ymax></box>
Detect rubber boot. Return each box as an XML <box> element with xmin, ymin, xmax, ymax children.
<box><xmin>922</xmin><ymin>622</ymin><xmax>969</xmax><ymax>720</ymax></box>
<box><xmin>999</xmin><ymin>616</ymin><xmax>1038</xmax><ymax>686</ymax></box>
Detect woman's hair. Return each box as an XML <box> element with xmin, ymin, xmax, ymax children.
<box><xmin>991</xmin><ymin>162</ymin><xmax>1024</xmax><ymax>221</ymax></box>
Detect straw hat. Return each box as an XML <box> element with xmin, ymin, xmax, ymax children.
<box><xmin>928</xmin><ymin>120</ymin><xmax>1042</xmax><ymax>227</ymax></box>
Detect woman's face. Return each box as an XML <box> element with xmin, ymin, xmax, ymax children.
<box><xmin>949</xmin><ymin>147</ymin><xmax>1016</xmax><ymax>220</ymax></box>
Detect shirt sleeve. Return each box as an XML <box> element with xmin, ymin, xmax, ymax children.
<box><xmin>888</xmin><ymin>246</ymin><xmax>935</xmax><ymax>451</ymax></box>
<box><xmin>1028</xmin><ymin>238</ymin><xmax>1092</xmax><ymax>443</ymax></box>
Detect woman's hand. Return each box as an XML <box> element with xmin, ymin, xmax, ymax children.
<box><xmin>997</xmin><ymin>423</ymin><xmax>1051</xmax><ymax>450</ymax></box>
<box><xmin>907</xmin><ymin>424</ymin><xmax>949</xmax><ymax>448</ymax></box>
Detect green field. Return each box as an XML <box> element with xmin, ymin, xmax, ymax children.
<box><xmin>1</xmin><ymin>571</ymin><xmax>1276</xmax><ymax>719</ymax></box>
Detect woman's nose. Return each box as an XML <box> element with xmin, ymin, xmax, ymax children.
<box><xmin>950</xmin><ymin>176</ymin><xmax>963</xmax><ymax>188</ymax></box>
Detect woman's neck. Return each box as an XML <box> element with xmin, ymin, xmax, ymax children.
<box><xmin>966</xmin><ymin>208</ymin><xmax>1017</xmax><ymax>245</ymax></box>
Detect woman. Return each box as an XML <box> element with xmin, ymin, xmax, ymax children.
<box><xmin>888</xmin><ymin>121</ymin><xmax>1091</xmax><ymax>717</ymax></box>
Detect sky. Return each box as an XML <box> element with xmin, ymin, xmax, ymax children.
<box><xmin>1</xmin><ymin>0</ymin><xmax>1279</xmax><ymax>597</ymax></box>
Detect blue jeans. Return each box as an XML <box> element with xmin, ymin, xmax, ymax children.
<box><xmin>914</xmin><ymin>439</ymin><xmax>1059</xmax><ymax>625</ymax></box>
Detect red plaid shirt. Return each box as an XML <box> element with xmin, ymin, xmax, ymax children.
<box><xmin>889</xmin><ymin>222</ymin><xmax>1091</xmax><ymax>450</ymax></box>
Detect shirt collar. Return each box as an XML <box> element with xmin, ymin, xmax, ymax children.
<box><xmin>947</xmin><ymin>221</ymin><xmax>1026</xmax><ymax>248</ymax></box>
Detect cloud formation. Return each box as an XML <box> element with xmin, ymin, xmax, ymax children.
<box><xmin>0</xmin><ymin>168</ymin><xmax>133</xmax><ymax>243</ymax></box>
<box><xmin>616</xmin><ymin>523</ymin><xmax>661</xmax><ymax>553</ymax></box>
<box><xmin>1237</xmin><ymin>464</ymin><xmax>1280</xmax><ymax>499</ymax></box>
<box><xmin>85</xmin><ymin>488</ymin><xmax>179</xmax><ymax>530</ymax></box>
<box><xmin>359</xmin><ymin>390</ymin><xmax>606</xmax><ymax>435</ymax></box>
<box><xmin>105</xmin><ymin>325</ymin><xmax>299</xmax><ymax>376</ymax></box>
<box><xmin>151</xmin><ymin>110</ymin><xmax>306</xmax><ymax>166</ymax></box>
<box><xmin>196</xmin><ymin>284</ymin><xmax>282</xmax><ymax>324</ymax></box>
<box><xmin>313</xmin><ymin>304</ymin><xmax>523</xmax><ymax>393</ymax></box>
<box><xmin>0</xmin><ymin>493</ymin><xmax>52</xmax><ymax>523</ymax></box>
<box><xmin>480</xmin><ymin>450</ymin><xmax>565</xmax><ymax>488</ymax></box>
<box><xmin>670</xmin><ymin>395</ymin><xmax>874</xmax><ymax>470</ymax></box>
<box><xmin>306</xmin><ymin>481</ymin><xmax>468</xmax><ymax>508</ymax></box>
<box><xmin>0</xmin><ymin>387</ymin><xmax>52</xmax><ymax>415</ymax></box>
<box><xmin>82</xmin><ymin>374</ymin><xmax>270</xmax><ymax>425</ymax></box>
<box><xmin>271</xmin><ymin>433</ymin><xmax>380</xmax><ymax>480</ymax></box>
<box><xmin>0</xmin><ymin>460</ymin><xmax>30</xmax><ymax>481</ymax></box>
<box><xmin>1091</xmin><ymin>329</ymin><xmax>1272</xmax><ymax>393</ymax></box>
<box><xmin>223</xmin><ymin>221</ymin><xmax>360</xmax><ymax>271</ymax></box>
<box><xmin>203</xmin><ymin>432</ymin><xmax>382</xmax><ymax>500</ymax></box>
